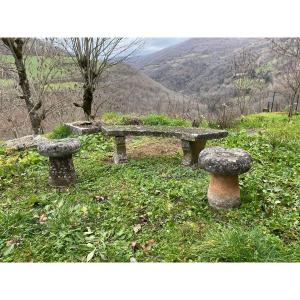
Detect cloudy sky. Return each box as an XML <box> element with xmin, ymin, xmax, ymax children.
<box><xmin>139</xmin><ymin>38</ymin><xmax>188</xmax><ymax>55</ymax></box>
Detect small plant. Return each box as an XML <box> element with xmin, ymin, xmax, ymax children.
<box><xmin>102</xmin><ymin>112</ymin><xmax>143</xmax><ymax>125</ymax></box>
<box><xmin>142</xmin><ymin>113</ymin><xmax>190</xmax><ymax>127</ymax></box>
<box><xmin>121</xmin><ymin>115</ymin><xmax>142</xmax><ymax>125</ymax></box>
<box><xmin>207</xmin><ymin>104</ymin><xmax>237</xmax><ymax>129</ymax></box>
<box><xmin>47</xmin><ymin>124</ymin><xmax>71</xmax><ymax>139</ymax></box>
<box><xmin>101</xmin><ymin>112</ymin><xmax>124</xmax><ymax>124</ymax></box>
<box><xmin>102</xmin><ymin>112</ymin><xmax>191</xmax><ymax>127</ymax></box>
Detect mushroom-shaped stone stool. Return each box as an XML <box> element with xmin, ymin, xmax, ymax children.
<box><xmin>37</xmin><ymin>138</ymin><xmax>80</xmax><ymax>187</ymax></box>
<box><xmin>198</xmin><ymin>147</ymin><xmax>252</xmax><ymax>209</ymax></box>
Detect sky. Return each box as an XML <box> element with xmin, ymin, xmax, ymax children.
<box><xmin>139</xmin><ymin>38</ymin><xmax>188</xmax><ymax>55</ymax></box>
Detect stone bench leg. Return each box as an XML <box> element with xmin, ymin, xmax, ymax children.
<box><xmin>181</xmin><ymin>139</ymin><xmax>206</xmax><ymax>166</ymax></box>
<box><xmin>114</xmin><ymin>136</ymin><xmax>128</xmax><ymax>164</ymax></box>
<box><xmin>49</xmin><ymin>155</ymin><xmax>76</xmax><ymax>187</ymax></box>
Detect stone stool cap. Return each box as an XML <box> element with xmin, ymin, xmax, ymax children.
<box><xmin>37</xmin><ymin>138</ymin><xmax>80</xmax><ymax>158</ymax></box>
<box><xmin>198</xmin><ymin>146</ymin><xmax>252</xmax><ymax>175</ymax></box>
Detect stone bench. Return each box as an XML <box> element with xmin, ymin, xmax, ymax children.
<box><xmin>101</xmin><ymin>125</ymin><xmax>228</xmax><ymax>166</ymax></box>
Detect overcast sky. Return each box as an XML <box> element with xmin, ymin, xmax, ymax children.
<box><xmin>138</xmin><ymin>38</ymin><xmax>188</xmax><ymax>55</ymax></box>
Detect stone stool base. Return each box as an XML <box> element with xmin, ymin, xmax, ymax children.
<box><xmin>207</xmin><ymin>174</ymin><xmax>240</xmax><ymax>209</ymax></box>
<box><xmin>49</xmin><ymin>156</ymin><xmax>76</xmax><ymax>187</ymax></box>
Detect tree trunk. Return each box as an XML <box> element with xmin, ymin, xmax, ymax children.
<box><xmin>295</xmin><ymin>95</ymin><xmax>299</xmax><ymax>113</ymax></box>
<box><xmin>288</xmin><ymin>94</ymin><xmax>296</xmax><ymax>119</ymax></box>
<box><xmin>15</xmin><ymin>57</ymin><xmax>43</xmax><ymax>135</ymax></box>
<box><xmin>82</xmin><ymin>86</ymin><xmax>94</xmax><ymax>120</ymax></box>
<box><xmin>271</xmin><ymin>92</ymin><xmax>276</xmax><ymax>112</ymax></box>
<box><xmin>2</xmin><ymin>38</ymin><xmax>43</xmax><ymax>135</ymax></box>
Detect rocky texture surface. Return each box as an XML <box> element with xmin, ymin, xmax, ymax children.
<box><xmin>181</xmin><ymin>139</ymin><xmax>206</xmax><ymax>166</ymax></box>
<box><xmin>48</xmin><ymin>156</ymin><xmax>77</xmax><ymax>187</ymax></box>
<box><xmin>65</xmin><ymin>121</ymin><xmax>102</xmax><ymax>135</ymax></box>
<box><xmin>102</xmin><ymin>125</ymin><xmax>228</xmax><ymax>166</ymax></box>
<box><xmin>5</xmin><ymin>135</ymin><xmax>47</xmax><ymax>151</ymax></box>
<box><xmin>198</xmin><ymin>146</ymin><xmax>252</xmax><ymax>175</ymax></box>
<box><xmin>37</xmin><ymin>138</ymin><xmax>81</xmax><ymax>187</ymax></box>
<box><xmin>113</xmin><ymin>136</ymin><xmax>128</xmax><ymax>164</ymax></box>
<box><xmin>102</xmin><ymin>125</ymin><xmax>228</xmax><ymax>141</ymax></box>
<box><xmin>37</xmin><ymin>138</ymin><xmax>80</xmax><ymax>158</ymax></box>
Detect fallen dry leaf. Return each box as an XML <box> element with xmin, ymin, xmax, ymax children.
<box><xmin>93</xmin><ymin>195</ymin><xmax>108</xmax><ymax>203</ymax></box>
<box><xmin>6</xmin><ymin>238</ymin><xmax>21</xmax><ymax>247</ymax></box>
<box><xmin>142</xmin><ymin>239</ymin><xmax>156</xmax><ymax>250</ymax></box>
<box><xmin>133</xmin><ymin>224</ymin><xmax>142</xmax><ymax>233</ymax></box>
<box><xmin>145</xmin><ymin>239</ymin><xmax>155</xmax><ymax>247</ymax></box>
<box><xmin>138</xmin><ymin>215</ymin><xmax>148</xmax><ymax>225</ymax></box>
<box><xmin>39</xmin><ymin>213</ymin><xmax>47</xmax><ymax>223</ymax></box>
<box><xmin>130</xmin><ymin>241</ymin><xmax>140</xmax><ymax>252</ymax></box>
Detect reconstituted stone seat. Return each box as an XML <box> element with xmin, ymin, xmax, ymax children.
<box><xmin>37</xmin><ymin>138</ymin><xmax>80</xmax><ymax>187</ymax></box>
<box><xmin>101</xmin><ymin>125</ymin><xmax>228</xmax><ymax>166</ymax></box>
<box><xmin>198</xmin><ymin>146</ymin><xmax>252</xmax><ymax>209</ymax></box>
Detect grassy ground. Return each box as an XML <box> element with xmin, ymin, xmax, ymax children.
<box><xmin>0</xmin><ymin>54</ymin><xmax>77</xmax><ymax>90</ymax></box>
<box><xmin>0</xmin><ymin>113</ymin><xmax>299</xmax><ymax>262</ymax></box>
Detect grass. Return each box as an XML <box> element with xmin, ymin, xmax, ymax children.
<box><xmin>0</xmin><ymin>112</ymin><xmax>299</xmax><ymax>262</ymax></box>
<box><xmin>47</xmin><ymin>124</ymin><xmax>72</xmax><ymax>139</ymax></box>
<box><xmin>0</xmin><ymin>54</ymin><xmax>78</xmax><ymax>91</ymax></box>
<box><xmin>101</xmin><ymin>112</ymin><xmax>191</xmax><ymax>127</ymax></box>
<box><xmin>142</xmin><ymin>113</ymin><xmax>191</xmax><ymax>127</ymax></box>
<box><xmin>0</xmin><ymin>79</ymin><xmax>14</xmax><ymax>88</ymax></box>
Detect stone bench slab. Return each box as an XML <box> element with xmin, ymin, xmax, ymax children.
<box><xmin>101</xmin><ymin>125</ymin><xmax>228</xmax><ymax>141</ymax></box>
<box><xmin>102</xmin><ymin>125</ymin><xmax>228</xmax><ymax>166</ymax></box>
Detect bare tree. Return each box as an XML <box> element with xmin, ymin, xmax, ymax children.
<box><xmin>1</xmin><ymin>38</ymin><xmax>43</xmax><ymax>134</ymax></box>
<box><xmin>271</xmin><ymin>38</ymin><xmax>300</xmax><ymax>59</ymax></box>
<box><xmin>271</xmin><ymin>38</ymin><xmax>300</xmax><ymax>117</ymax></box>
<box><xmin>60</xmin><ymin>38</ymin><xmax>142</xmax><ymax>120</ymax></box>
<box><xmin>231</xmin><ymin>48</ymin><xmax>265</xmax><ymax>114</ymax></box>
<box><xmin>0</xmin><ymin>38</ymin><xmax>65</xmax><ymax>135</ymax></box>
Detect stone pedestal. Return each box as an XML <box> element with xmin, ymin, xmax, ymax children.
<box><xmin>207</xmin><ymin>174</ymin><xmax>240</xmax><ymax>209</ymax></box>
<box><xmin>198</xmin><ymin>146</ymin><xmax>252</xmax><ymax>210</ymax></box>
<box><xmin>49</xmin><ymin>156</ymin><xmax>76</xmax><ymax>187</ymax></box>
<box><xmin>37</xmin><ymin>138</ymin><xmax>80</xmax><ymax>187</ymax></box>
<box><xmin>181</xmin><ymin>139</ymin><xmax>206</xmax><ymax>166</ymax></box>
<box><xmin>114</xmin><ymin>136</ymin><xmax>128</xmax><ymax>164</ymax></box>
<box><xmin>65</xmin><ymin>121</ymin><xmax>102</xmax><ymax>135</ymax></box>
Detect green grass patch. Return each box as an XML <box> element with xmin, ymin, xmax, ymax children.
<box><xmin>0</xmin><ymin>79</ymin><xmax>14</xmax><ymax>87</ymax></box>
<box><xmin>0</xmin><ymin>54</ymin><xmax>76</xmax><ymax>84</ymax></box>
<box><xmin>101</xmin><ymin>112</ymin><xmax>191</xmax><ymax>127</ymax></box>
<box><xmin>47</xmin><ymin>124</ymin><xmax>72</xmax><ymax>139</ymax></box>
<box><xmin>0</xmin><ymin>113</ymin><xmax>299</xmax><ymax>262</ymax></box>
<box><xmin>142</xmin><ymin>113</ymin><xmax>191</xmax><ymax>127</ymax></box>
<box><xmin>46</xmin><ymin>81</ymin><xmax>81</xmax><ymax>91</ymax></box>
<box><xmin>101</xmin><ymin>112</ymin><xmax>127</xmax><ymax>125</ymax></box>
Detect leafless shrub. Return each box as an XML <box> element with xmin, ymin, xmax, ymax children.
<box><xmin>271</xmin><ymin>38</ymin><xmax>300</xmax><ymax>118</ymax></box>
<box><xmin>207</xmin><ymin>102</ymin><xmax>238</xmax><ymax>129</ymax></box>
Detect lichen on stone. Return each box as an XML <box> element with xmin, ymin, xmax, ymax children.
<box><xmin>37</xmin><ymin>138</ymin><xmax>80</xmax><ymax>158</ymax></box>
<box><xmin>198</xmin><ymin>146</ymin><xmax>252</xmax><ymax>175</ymax></box>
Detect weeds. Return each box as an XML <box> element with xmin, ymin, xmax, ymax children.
<box><xmin>47</xmin><ymin>124</ymin><xmax>71</xmax><ymax>139</ymax></box>
<box><xmin>0</xmin><ymin>113</ymin><xmax>299</xmax><ymax>262</ymax></box>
